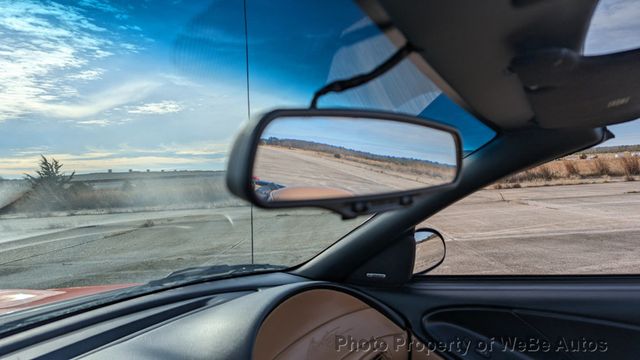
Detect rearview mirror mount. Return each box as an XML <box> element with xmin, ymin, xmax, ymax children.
<box><xmin>226</xmin><ymin>109</ymin><xmax>462</xmax><ymax>218</ymax></box>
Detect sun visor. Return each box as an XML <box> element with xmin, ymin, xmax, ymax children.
<box><xmin>512</xmin><ymin>47</ymin><xmax>640</xmax><ymax>129</ymax></box>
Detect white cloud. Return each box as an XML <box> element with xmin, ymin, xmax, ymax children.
<box><xmin>0</xmin><ymin>139</ymin><xmax>231</xmax><ymax>177</ymax></box>
<box><xmin>121</xmin><ymin>43</ymin><xmax>140</xmax><ymax>52</ymax></box>
<box><xmin>0</xmin><ymin>0</ymin><xmax>138</xmax><ymax>122</ymax></box>
<box><xmin>94</xmin><ymin>49</ymin><xmax>114</xmax><ymax>58</ymax></box>
<box><xmin>38</xmin><ymin>80</ymin><xmax>161</xmax><ymax>118</ymax></box>
<box><xmin>118</xmin><ymin>24</ymin><xmax>142</xmax><ymax>31</ymax></box>
<box><xmin>1</xmin><ymin>79</ymin><xmax>160</xmax><ymax>120</ymax></box>
<box><xmin>69</xmin><ymin>69</ymin><xmax>105</xmax><ymax>81</ymax></box>
<box><xmin>0</xmin><ymin>153</ymin><xmax>208</xmax><ymax>177</ymax></box>
<box><xmin>128</xmin><ymin>100</ymin><xmax>183</xmax><ymax>115</ymax></box>
<box><xmin>1</xmin><ymin>140</ymin><xmax>231</xmax><ymax>178</ymax></box>
<box><xmin>78</xmin><ymin>0</ymin><xmax>121</xmax><ymax>14</ymax></box>
<box><xmin>76</xmin><ymin>119</ymin><xmax>111</xmax><ymax>126</ymax></box>
<box><xmin>10</xmin><ymin>146</ymin><xmax>51</xmax><ymax>156</ymax></box>
<box><xmin>117</xmin><ymin>142</ymin><xmax>229</xmax><ymax>156</ymax></box>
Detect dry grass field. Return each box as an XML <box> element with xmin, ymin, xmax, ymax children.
<box><xmin>323</xmin><ymin>148</ymin><xmax>455</xmax><ymax>182</ymax></box>
<box><xmin>493</xmin><ymin>153</ymin><xmax>640</xmax><ymax>189</ymax></box>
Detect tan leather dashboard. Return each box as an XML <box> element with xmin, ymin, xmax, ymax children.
<box><xmin>253</xmin><ymin>288</ymin><xmax>440</xmax><ymax>360</ymax></box>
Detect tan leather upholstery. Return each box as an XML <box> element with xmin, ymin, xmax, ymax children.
<box><xmin>253</xmin><ymin>289</ymin><xmax>408</xmax><ymax>360</ymax></box>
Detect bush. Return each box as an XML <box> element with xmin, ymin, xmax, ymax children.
<box><xmin>563</xmin><ymin>160</ymin><xmax>580</xmax><ymax>177</ymax></box>
<box><xmin>593</xmin><ymin>158</ymin><xmax>610</xmax><ymax>176</ymax></box>
<box><xmin>620</xmin><ymin>157</ymin><xmax>640</xmax><ymax>176</ymax></box>
<box><xmin>536</xmin><ymin>165</ymin><xmax>555</xmax><ymax>181</ymax></box>
<box><xmin>499</xmin><ymin>164</ymin><xmax>557</xmax><ymax>185</ymax></box>
<box><xmin>502</xmin><ymin>172</ymin><xmax>527</xmax><ymax>184</ymax></box>
<box><xmin>68</xmin><ymin>182</ymin><xmax>93</xmax><ymax>193</ymax></box>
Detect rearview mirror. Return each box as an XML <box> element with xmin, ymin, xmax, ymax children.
<box><xmin>226</xmin><ymin>109</ymin><xmax>461</xmax><ymax>218</ymax></box>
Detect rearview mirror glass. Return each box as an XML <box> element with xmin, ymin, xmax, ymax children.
<box><xmin>226</xmin><ymin>109</ymin><xmax>461</xmax><ymax>218</ymax></box>
<box><xmin>254</xmin><ymin>115</ymin><xmax>458</xmax><ymax>201</ymax></box>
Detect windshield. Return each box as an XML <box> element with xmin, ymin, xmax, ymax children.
<box><xmin>0</xmin><ymin>1</ymin><xmax>494</xmax><ymax>298</ymax></box>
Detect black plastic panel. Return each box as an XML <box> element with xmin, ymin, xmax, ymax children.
<box><xmin>360</xmin><ymin>276</ymin><xmax>640</xmax><ymax>360</ymax></box>
<box><xmin>512</xmin><ymin>48</ymin><xmax>640</xmax><ymax>128</ymax></box>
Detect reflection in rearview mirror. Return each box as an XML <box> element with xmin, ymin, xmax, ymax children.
<box><xmin>252</xmin><ymin>115</ymin><xmax>458</xmax><ymax>202</ymax></box>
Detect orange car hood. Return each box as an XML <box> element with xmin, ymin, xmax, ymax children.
<box><xmin>0</xmin><ymin>284</ymin><xmax>138</xmax><ymax>315</ymax></box>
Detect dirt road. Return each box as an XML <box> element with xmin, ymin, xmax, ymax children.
<box><xmin>0</xmin><ymin>207</ymin><xmax>360</xmax><ymax>289</ymax></box>
<box><xmin>254</xmin><ymin>146</ymin><xmax>443</xmax><ymax>195</ymax></box>
<box><xmin>0</xmin><ymin>181</ymin><xmax>638</xmax><ymax>289</ymax></box>
<box><xmin>425</xmin><ymin>182</ymin><xmax>640</xmax><ymax>274</ymax></box>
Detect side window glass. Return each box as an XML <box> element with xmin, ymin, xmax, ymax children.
<box><xmin>424</xmin><ymin>121</ymin><xmax>640</xmax><ymax>275</ymax></box>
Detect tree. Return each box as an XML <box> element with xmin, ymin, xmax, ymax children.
<box><xmin>26</xmin><ymin>155</ymin><xmax>74</xmax><ymax>187</ymax></box>
<box><xmin>24</xmin><ymin>155</ymin><xmax>75</xmax><ymax>209</ymax></box>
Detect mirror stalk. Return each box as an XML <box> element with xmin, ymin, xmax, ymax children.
<box><xmin>309</xmin><ymin>44</ymin><xmax>415</xmax><ymax>108</ymax></box>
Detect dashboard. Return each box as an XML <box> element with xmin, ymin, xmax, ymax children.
<box><xmin>254</xmin><ymin>288</ymin><xmax>408</xmax><ymax>359</ymax></box>
<box><xmin>0</xmin><ymin>273</ymin><xmax>436</xmax><ymax>359</ymax></box>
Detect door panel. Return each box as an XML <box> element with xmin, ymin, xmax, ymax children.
<box><xmin>359</xmin><ymin>276</ymin><xmax>640</xmax><ymax>359</ymax></box>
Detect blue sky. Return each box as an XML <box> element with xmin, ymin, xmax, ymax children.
<box><xmin>0</xmin><ymin>0</ymin><xmax>256</xmax><ymax>178</ymax></box>
<box><xmin>0</xmin><ymin>0</ymin><xmax>638</xmax><ymax>178</ymax></box>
